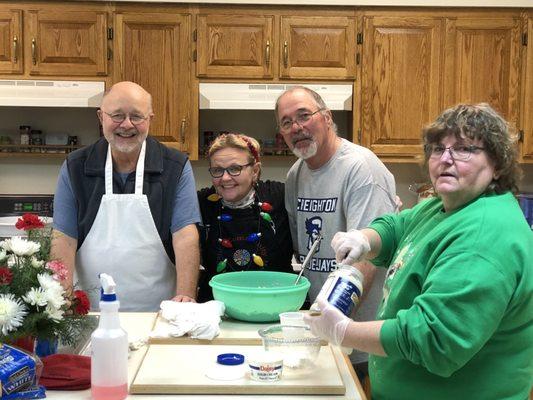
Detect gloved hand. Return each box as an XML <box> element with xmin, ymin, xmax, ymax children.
<box><xmin>331</xmin><ymin>230</ymin><xmax>371</xmax><ymax>265</ymax></box>
<box><xmin>303</xmin><ymin>297</ymin><xmax>350</xmax><ymax>346</ymax></box>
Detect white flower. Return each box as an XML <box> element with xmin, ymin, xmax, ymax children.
<box><xmin>30</xmin><ymin>257</ymin><xmax>44</xmax><ymax>268</ymax></box>
<box><xmin>44</xmin><ymin>289</ymin><xmax>65</xmax><ymax>310</ymax></box>
<box><xmin>1</xmin><ymin>237</ymin><xmax>40</xmax><ymax>257</ymax></box>
<box><xmin>37</xmin><ymin>273</ymin><xmax>66</xmax><ymax>309</ymax></box>
<box><xmin>23</xmin><ymin>287</ymin><xmax>48</xmax><ymax>307</ymax></box>
<box><xmin>0</xmin><ymin>294</ymin><xmax>27</xmax><ymax>335</ymax></box>
<box><xmin>45</xmin><ymin>304</ymin><xmax>64</xmax><ymax>321</ymax></box>
<box><xmin>0</xmin><ymin>249</ymin><xmax>6</xmax><ymax>262</ymax></box>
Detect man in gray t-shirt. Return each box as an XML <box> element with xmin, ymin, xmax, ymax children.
<box><xmin>275</xmin><ymin>86</ymin><xmax>397</xmax><ymax>376</ymax></box>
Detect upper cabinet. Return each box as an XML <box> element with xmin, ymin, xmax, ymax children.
<box><xmin>113</xmin><ymin>10</ymin><xmax>193</xmax><ymax>153</ymax></box>
<box><xmin>359</xmin><ymin>10</ymin><xmax>525</xmax><ymax>160</ymax></box>
<box><xmin>279</xmin><ymin>16</ymin><xmax>356</xmax><ymax>80</ymax></box>
<box><xmin>196</xmin><ymin>10</ymin><xmax>356</xmax><ymax>80</ymax></box>
<box><xmin>360</xmin><ymin>15</ymin><xmax>445</xmax><ymax>158</ymax></box>
<box><xmin>443</xmin><ymin>15</ymin><xmax>522</xmax><ymax>132</ymax></box>
<box><xmin>197</xmin><ymin>14</ymin><xmax>274</xmax><ymax>79</ymax></box>
<box><xmin>521</xmin><ymin>13</ymin><xmax>533</xmax><ymax>161</ymax></box>
<box><xmin>0</xmin><ymin>9</ymin><xmax>22</xmax><ymax>74</ymax></box>
<box><xmin>0</xmin><ymin>5</ymin><xmax>107</xmax><ymax>77</ymax></box>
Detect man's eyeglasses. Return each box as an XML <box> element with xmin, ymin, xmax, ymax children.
<box><xmin>102</xmin><ymin>111</ymin><xmax>149</xmax><ymax>125</ymax></box>
<box><xmin>279</xmin><ymin>108</ymin><xmax>324</xmax><ymax>132</ymax></box>
<box><xmin>426</xmin><ymin>144</ymin><xmax>485</xmax><ymax>161</ymax></box>
<box><xmin>208</xmin><ymin>163</ymin><xmax>254</xmax><ymax>178</ymax></box>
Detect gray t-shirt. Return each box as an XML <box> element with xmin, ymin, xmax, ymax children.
<box><xmin>285</xmin><ymin>138</ymin><xmax>396</xmax><ymax>363</ymax></box>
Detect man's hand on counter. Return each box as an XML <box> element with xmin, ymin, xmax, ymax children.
<box><xmin>171</xmin><ymin>294</ymin><xmax>197</xmax><ymax>303</ymax></box>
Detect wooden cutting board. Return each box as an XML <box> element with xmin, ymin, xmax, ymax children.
<box><xmin>149</xmin><ymin>314</ymin><xmax>327</xmax><ymax>346</ymax></box>
<box><xmin>130</xmin><ymin>344</ymin><xmax>345</xmax><ymax>395</ymax></box>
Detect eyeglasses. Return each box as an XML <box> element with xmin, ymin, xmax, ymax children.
<box><xmin>208</xmin><ymin>162</ymin><xmax>254</xmax><ymax>178</ymax></box>
<box><xmin>102</xmin><ymin>111</ymin><xmax>149</xmax><ymax>125</ymax></box>
<box><xmin>426</xmin><ymin>144</ymin><xmax>485</xmax><ymax>161</ymax></box>
<box><xmin>279</xmin><ymin>108</ymin><xmax>324</xmax><ymax>132</ymax></box>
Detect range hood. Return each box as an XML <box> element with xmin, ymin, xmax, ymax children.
<box><xmin>0</xmin><ymin>80</ymin><xmax>105</xmax><ymax>107</ymax></box>
<box><xmin>199</xmin><ymin>83</ymin><xmax>352</xmax><ymax>111</ymax></box>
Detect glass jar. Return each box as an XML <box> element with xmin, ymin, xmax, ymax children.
<box><xmin>19</xmin><ymin>125</ymin><xmax>31</xmax><ymax>152</ymax></box>
<box><xmin>31</xmin><ymin>130</ymin><xmax>43</xmax><ymax>152</ymax></box>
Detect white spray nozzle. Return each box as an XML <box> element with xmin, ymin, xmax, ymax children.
<box><xmin>99</xmin><ymin>273</ymin><xmax>117</xmax><ymax>301</ymax></box>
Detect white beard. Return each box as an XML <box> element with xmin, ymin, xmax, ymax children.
<box><xmin>292</xmin><ymin>140</ymin><xmax>318</xmax><ymax>160</ymax></box>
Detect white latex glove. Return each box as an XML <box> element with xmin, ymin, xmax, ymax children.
<box><xmin>303</xmin><ymin>297</ymin><xmax>350</xmax><ymax>346</ymax></box>
<box><xmin>331</xmin><ymin>230</ymin><xmax>371</xmax><ymax>265</ymax></box>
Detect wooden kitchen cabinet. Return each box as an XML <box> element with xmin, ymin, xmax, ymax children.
<box><xmin>0</xmin><ymin>9</ymin><xmax>22</xmax><ymax>74</ymax></box>
<box><xmin>520</xmin><ymin>13</ymin><xmax>533</xmax><ymax>162</ymax></box>
<box><xmin>0</xmin><ymin>5</ymin><xmax>107</xmax><ymax>77</ymax></box>
<box><xmin>196</xmin><ymin>14</ymin><xmax>274</xmax><ymax>79</ymax></box>
<box><xmin>443</xmin><ymin>15</ymin><xmax>522</xmax><ymax>133</ymax></box>
<box><xmin>280</xmin><ymin>15</ymin><xmax>356</xmax><ymax>80</ymax></box>
<box><xmin>196</xmin><ymin>10</ymin><xmax>356</xmax><ymax>80</ymax></box>
<box><xmin>360</xmin><ymin>14</ymin><xmax>445</xmax><ymax>158</ymax></box>
<box><xmin>113</xmin><ymin>10</ymin><xmax>193</xmax><ymax>153</ymax></box>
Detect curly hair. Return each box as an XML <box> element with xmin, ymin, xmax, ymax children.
<box><xmin>422</xmin><ymin>103</ymin><xmax>521</xmax><ymax>194</ymax></box>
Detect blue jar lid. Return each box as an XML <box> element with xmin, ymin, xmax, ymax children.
<box><xmin>217</xmin><ymin>353</ymin><xmax>244</xmax><ymax>366</ymax></box>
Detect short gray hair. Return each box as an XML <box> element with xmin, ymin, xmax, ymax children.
<box><xmin>274</xmin><ymin>86</ymin><xmax>338</xmax><ymax>134</ymax></box>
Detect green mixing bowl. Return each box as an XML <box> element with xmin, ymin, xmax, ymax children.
<box><xmin>209</xmin><ymin>271</ymin><xmax>310</xmax><ymax>322</ymax></box>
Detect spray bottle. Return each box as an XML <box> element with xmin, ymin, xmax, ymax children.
<box><xmin>91</xmin><ymin>273</ymin><xmax>128</xmax><ymax>400</ymax></box>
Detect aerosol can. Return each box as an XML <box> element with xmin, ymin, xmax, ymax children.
<box><xmin>91</xmin><ymin>273</ymin><xmax>128</xmax><ymax>400</ymax></box>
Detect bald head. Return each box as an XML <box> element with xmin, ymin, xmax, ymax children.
<box><xmin>101</xmin><ymin>81</ymin><xmax>153</xmax><ymax>113</ymax></box>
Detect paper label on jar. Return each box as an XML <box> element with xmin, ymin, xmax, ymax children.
<box><xmin>249</xmin><ymin>363</ymin><xmax>282</xmax><ymax>382</ymax></box>
<box><xmin>326</xmin><ymin>276</ymin><xmax>362</xmax><ymax>316</ymax></box>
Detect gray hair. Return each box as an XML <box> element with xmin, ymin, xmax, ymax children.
<box><xmin>274</xmin><ymin>86</ymin><xmax>338</xmax><ymax>134</ymax></box>
<box><xmin>422</xmin><ymin>103</ymin><xmax>521</xmax><ymax>194</ymax></box>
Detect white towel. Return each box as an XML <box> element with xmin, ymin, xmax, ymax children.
<box><xmin>150</xmin><ymin>300</ymin><xmax>225</xmax><ymax>340</ymax></box>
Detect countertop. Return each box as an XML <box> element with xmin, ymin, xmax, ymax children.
<box><xmin>45</xmin><ymin>312</ymin><xmax>367</xmax><ymax>400</ymax></box>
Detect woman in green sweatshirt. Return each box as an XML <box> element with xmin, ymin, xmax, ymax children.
<box><xmin>305</xmin><ymin>103</ymin><xmax>533</xmax><ymax>400</ymax></box>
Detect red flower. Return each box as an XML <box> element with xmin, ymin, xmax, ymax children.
<box><xmin>73</xmin><ymin>290</ymin><xmax>90</xmax><ymax>315</ymax></box>
<box><xmin>0</xmin><ymin>267</ymin><xmax>13</xmax><ymax>285</ymax></box>
<box><xmin>15</xmin><ymin>213</ymin><xmax>45</xmax><ymax>231</ymax></box>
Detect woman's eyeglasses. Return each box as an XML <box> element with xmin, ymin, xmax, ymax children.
<box><xmin>208</xmin><ymin>163</ymin><xmax>253</xmax><ymax>178</ymax></box>
<box><xmin>278</xmin><ymin>108</ymin><xmax>324</xmax><ymax>132</ymax></box>
<box><xmin>426</xmin><ymin>144</ymin><xmax>485</xmax><ymax>161</ymax></box>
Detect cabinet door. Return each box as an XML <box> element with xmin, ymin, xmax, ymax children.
<box><xmin>444</xmin><ymin>17</ymin><xmax>521</xmax><ymax>131</ymax></box>
<box><xmin>197</xmin><ymin>14</ymin><xmax>274</xmax><ymax>78</ymax></box>
<box><xmin>114</xmin><ymin>13</ymin><xmax>191</xmax><ymax>152</ymax></box>
<box><xmin>0</xmin><ymin>9</ymin><xmax>22</xmax><ymax>74</ymax></box>
<box><xmin>521</xmin><ymin>15</ymin><xmax>533</xmax><ymax>160</ymax></box>
<box><xmin>361</xmin><ymin>16</ymin><xmax>444</xmax><ymax>157</ymax></box>
<box><xmin>27</xmin><ymin>9</ymin><xmax>107</xmax><ymax>76</ymax></box>
<box><xmin>280</xmin><ymin>16</ymin><xmax>356</xmax><ymax>80</ymax></box>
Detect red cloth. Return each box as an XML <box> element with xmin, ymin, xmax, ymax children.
<box><xmin>39</xmin><ymin>354</ymin><xmax>91</xmax><ymax>390</ymax></box>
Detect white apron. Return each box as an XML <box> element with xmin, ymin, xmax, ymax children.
<box><xmin>76</xmin><ymin>141</ymin><xmax>176</xmax><ymax>311</ymax></box>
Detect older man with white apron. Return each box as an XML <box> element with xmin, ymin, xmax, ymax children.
<box><xmin>51</xmin><ymin>81</ymin><xmax>201</xmax><ymax>311</ymax></box>
<box><xmin>75</xmin><ymin>141</ymin><xmax>176</xmax><ymax>310</ymax></box>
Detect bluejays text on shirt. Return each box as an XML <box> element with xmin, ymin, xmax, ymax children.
<box><xmin>298</xmin><ymin>255</ymin><xmax>337</xmax><ymax>272</ymax></box>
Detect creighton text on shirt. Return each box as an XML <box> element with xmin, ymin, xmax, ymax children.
<box><xmin>297</xmin><ymin>197</ymin><xmax>338</xmax><ymax>213</ymax></box>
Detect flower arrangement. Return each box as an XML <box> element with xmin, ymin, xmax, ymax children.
<box><xmin>0</xmin><ymin>213</ymin><xmax>91</xmax><ymax>347</ymax></box>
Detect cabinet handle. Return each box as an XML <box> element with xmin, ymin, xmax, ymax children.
<box><xmin>12</xmin><ymin>36</ymin><xmax>18</xmax><ymax>63</ymax></box>
<box><xmin>180</xmin><ymin>118</ymin><xmax>186</xmax><ymax>144</ymax></box>
<box><xmin>283</xmin><ymin>41</ymin><xmax>288</xmax><ymax>68</ymax></box>
<box><xmin>31</xmin><ymin>38</ymin><xmax>37</xmax><ymax>65</ymax></box>
<box><xmin>265</xmin><ymin>40</ymin><xmax>270</xmax><ymax>66</ymax></box>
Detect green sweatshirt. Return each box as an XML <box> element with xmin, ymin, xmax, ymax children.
<box><xmin>368</xmin><ymin>192</ymin><xmax>533</xmax><ymax>400</ymax></box>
